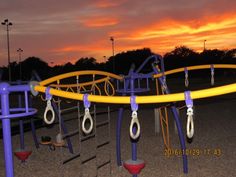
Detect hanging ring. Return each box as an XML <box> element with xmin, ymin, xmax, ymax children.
<box><xmin>186</xmin><ymin>108</ymin><xmax>194</xmax><ymax>138</ymax></box>
<box><xmin>82</xmin><ymin>108</ymin><xmax>93</xmax><ymax>134</ymax></box>
<box><xmin>129</xmin><ymin>111</ymin><xmax>140</xmax><ymax>140</ymax></box>
<box><xmin>44</xmin><ymin>99</ymin><xmax>55</xmax><ymax>124</ymax></box>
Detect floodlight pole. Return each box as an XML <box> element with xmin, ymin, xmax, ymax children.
<box><xmin>110</xmin><ymin>36</ymin><xmax>115</xmax><ymax>73</ymax></box>
<box><xmin>1</xmin><ymin>19</ymin><xmax>13</xmax><ymax>81</ymax></box>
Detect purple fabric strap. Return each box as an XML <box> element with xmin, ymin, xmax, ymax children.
<box><xmin>83</xmin><ymin>94</ymin><xmax>91</xmax><ymax>108</ymax></box>
<box><xmin>184</xmin><ymin>67</ymin><xmax>188</xmax><ymax>75</ymax></box>
<box><xmin>45</xmin><ymin>87</ymin><xmax>52</xmax><ymax>100</ymax></box>
<box><xmin>211</xmin><ymin>64</ymin><xmax>214</xmax><ymax>73</ymax></box>
<box><xmin>184</xmin><ymin>91</ymin><xmax>193</xmax><ymax>108</ymax></box>
<box><xmin>130</xmin><ymin>96</ymin><xmax>138</xmax><ymax>112</ymax></box>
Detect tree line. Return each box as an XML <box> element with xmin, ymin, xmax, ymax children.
<box><xmin>0</xmin><ymin>46</ymin><xmax>235</xmax><ymax>81</ymax></box>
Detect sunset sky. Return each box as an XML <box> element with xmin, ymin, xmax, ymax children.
<box><xmin>0</xmin><ymin>0</ymin><xmax>236</xmax><ymax>67</ymax></box>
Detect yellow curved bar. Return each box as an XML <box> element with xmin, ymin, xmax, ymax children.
<box><xmin>40</xmin><ymin>70</ymin><xmax>123</xmax><ymax>86</ymax></box>
<box><xmin>154</xmin><ymin>64</ymin><xmax>236</xmax><ymax>78</ymax></box>
<box><xmin>34</xmin><ymin>82</ymin><xmax>236</xmax><ymax>104</ymax></box>
<box><xmin>50</xmin><ymin>77</ymin><xmax>109</xmax><ymax>88</ymax></box>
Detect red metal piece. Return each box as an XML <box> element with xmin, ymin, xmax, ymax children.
<box><xmin>14</xmin><ymin>150</ymin><xmax>32</xmax><ymax>162</ymax></box>
<box><xmin>124</xmin><ymin>159</ymin><xmax>145</xmax><ymax>175</ymax></box>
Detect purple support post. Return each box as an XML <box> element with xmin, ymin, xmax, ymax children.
<box><xmin>116</xmin><ymin>106</ymin><xmax>124</xmax><ymax>166</ymax></box>
<box><xmin>153</xmin><ymin>65</ymin><xmax>188</xmax><ymax>173</ymax></box>
<box><xmin>0</xmin><ymin>82</ymin><xmax>14</xmax><ymax>177</ymax></box>
<box><xmin>18</xmin><ymin>91</ymin><xmax>25</xmax><ymax>150</ymax></box>
<box><xmin>130</xmin><ymin>76</ymin><xmax>138</xmax><ymax>177</ymax></box>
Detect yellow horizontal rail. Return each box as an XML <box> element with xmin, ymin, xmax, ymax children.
<box><xmin>40</xmin><ymin>70</ymin><xmax>123</xmax><ymax>86</ymax></box>
<box><xmin>153</xmin><ymin>64</ymin><xmax>236</xmax><ymax>78</ymax></box>
<box><xmin>50</xmin><ymin>77</ymin><xmax>109</xmax><ymax>88</ymax></box>
<box><xmin>34</xmin><ymin>82</ymin><xmax>236</xmax><ymax>104</ymax></box>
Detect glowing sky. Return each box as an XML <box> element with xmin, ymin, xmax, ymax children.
<box><xmin>0</xmin><ymin>0</ymin><xmax>236</xmax><ymax>67</ymax></box>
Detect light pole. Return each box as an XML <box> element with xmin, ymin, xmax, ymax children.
<box><xmin>203</xmin><ymin>39</ymin><xmax>207</xmax><ymax>51</ymax></box>
<box><xmin>110</xmin><ymin>36</ymin><xmax>115</xmax><ymax>72</ymax></box>
<box><xmin>17</xmin><ymin>48</ymin><xmax>23</xmax><ymax>80</ymax></box>
<box><xmin>1</xmin><ymin>19</ymin><xmax>13</xmax><ymax>81</ymax></box>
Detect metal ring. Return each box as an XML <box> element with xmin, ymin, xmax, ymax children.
<box><xmin>186</xmin><ymin>108</ymin><xmax>194</xmax><ymax>138</ymax></box>
<box><xmin>129</xmin><ymin>111</ymin><xmax>141</xmax><ymax>140</ymax></box>
<box><xmin>82</xmin><ymin>108</ymin><xmax>93</xmax><ymax>134</ymax></box>
<box><xmin>43</xmin><ymin>100</ymin><xmax>55</xmax><ymax>124</ymax></box>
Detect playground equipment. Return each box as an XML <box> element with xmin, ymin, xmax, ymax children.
<box><xmin>2</xmin><ymin>53</ymin><xmax>236</xmax><ymax>177</ymax></box>
<box><xmin>0</xmin><ymin>82</ymin><xmax>37</xmax><ymax>177</ymax></box>
<box><xmin>37</xmin><ymin>71</ymin><xmax>119</xmax><ymax>176</ymax></box>
<box><xmin>31</xmin><ymin>58</ymin><xmax>236</xmax><ymax>177</ymax></box>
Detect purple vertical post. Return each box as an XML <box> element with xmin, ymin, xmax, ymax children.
<box><xmin>130</xmin><ymin>75</ymin><xmax>138</xmax><ymax>177</ymax></box>
<box><xmin>18</xmin><ymin>91</ymin><xmax>25</xmax><ymax>150</ymax></box>
<box><xmin>116</xmin><ymin>106</ymin><xmax>124</xmax><ymax>166</ymax></box>
<box><xmin>0</xmin><ymin>82</ymin><xmax>14</xmax><ymax>177</ymax></box>
<box><xmin>152</xmin><ymin>65</ymin><xmax>188</xmax><ymax>173</ymax></box>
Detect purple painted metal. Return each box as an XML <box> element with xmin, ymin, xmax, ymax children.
<box><xmin>184</xmin><ymin>91</ymin><xmax>193</xmax><ymax>108</ymax></box>
<box><xmin>0</xmin><ymin>82</ymin><xmax>38</xmax><ymax>177</ymax></box>
<box><xmin>17</xmin><ymin>87</ymin><xmax>25</xmax><ymax>150</ymax></box>
<box><xmin>152</xmin><ymin>61</ymin><xmax>188</xmax><ymax>173</ymax></box>
<box><xmin>184</xmin><ymin>67</ymin><xmax>188</xmax><ymax>75</ymax></box>
<box><xmin>0</xmin><ymin>108</ymin><xmax>37</xmax><ymax>119</ymax></box>
<box><xmin>45</xmin><ymin>87</ymin><xmax>52</xmax><ymax>100</ymax></box>
<box><xmin>83</xmin><ymin>94</ymin><xmax>91</xmax><ymax>108</ymax></box>
<box><xmin>130</xmin><ymin>96</ymin><xmax>138</xmax><ymax>112</ymax></box>
<box><xmin>0</xmin><ymin>82</ymin><xmax>14</xmax><ymax>177</ymax></box>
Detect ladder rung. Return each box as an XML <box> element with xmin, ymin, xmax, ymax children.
<box><xmin>63</xmin><ymin>129</ymin><xmax>79</xmax><ymax>139</ymax></box>
<box><xmin>63</xmin><ymin>152</ymin><xmax>80</xmax><ymax>164</ymax></box>
<box><xmin>81</xmin><ymin>134</ymin><xmax>95</xmax><ymax>142</ymax></box>
<box><xmin>97</xmin><ymin>141</ymin><xmax>109</xmax><ymax>149</ymax></box>
<box><xmin>82</xmin><ymin>155</ymin><xmax>96</xmax><ymax>164</ymax></box>
<box><xmin>97</xmin><ymin>160</ymin><xmax>111</xmax><ymax>169</ymax></box>
<box><xmin>96</xmin><ymin>120</ymin><xmax>109</xmax><ymax>128</ymax></box>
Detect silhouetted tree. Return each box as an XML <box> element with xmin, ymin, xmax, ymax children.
<box><xmin>75</xmin><ymin>57</ymin><xmax>97</xmax><ymax>70</ymax></box>
<box><xmin>21</xmin><ymin>56</ymin><xmax>50</xmax><ymax>80</ymax></box>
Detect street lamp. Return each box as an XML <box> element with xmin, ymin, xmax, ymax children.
<box><xmin>17</xmin><ymin>48</ymin><xmax>23</xmax><ymax>80</ymax></box>
<box><xmin>203</xmin><ymin>39</ymin><xmax>207</xmax><ymax>51</ymax></box>
<box><xmin>110</xmin><ymin>36</ymin><xmax>115</xmax><ymax>72</ymax></box>
<box><xmin>1</xmin><ymin>19</ymin><xmax>13</xmax><ymax>81</ymax></box>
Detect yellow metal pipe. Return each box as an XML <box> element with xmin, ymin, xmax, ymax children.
<box><xmin>50</xmin><ymin>77</ymin><xmax>109</xmax><ymax>88</ymax></box>
<box><xmin>153</xmin><ymin>64</ymin><xmax>236</xmax><ymax>78</ymax></box>
<box><xmin>40</xmin><ymin>70</ymin><xmax>123</xmax><ymax>86</ymax></box>
<box><xmin>34</xmin><ymin>82</ymin><xmax>236</xmax><ymax>104</ymax></box>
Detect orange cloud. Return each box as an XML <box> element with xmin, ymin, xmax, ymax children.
<box><xmin>80</xmin><ymin>16</ymin><xmax>119</xmax><ymax>27</ymax></box>
<box><xmin>112</xmin><ymin>12</ymin><xmax>236</xmax><ymax>54</ymax></box>
<box><xmin>94</xmin><ymin>1</ymin><xmax>121</xmax><ymax>8</ymax></box>
<box><xmin>52</xmin><ymin>12</ymin><xmax>236</xmax><ymax>65</ymax></box>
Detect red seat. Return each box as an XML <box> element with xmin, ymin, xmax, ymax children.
<box><xmin>124</xmin><ymin>159</ymin><xmax>145</xmax><ymax>175</ymax></box>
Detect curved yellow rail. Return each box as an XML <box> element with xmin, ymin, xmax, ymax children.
<box><xmin>153</xmin><ymin>64</ymin><xmax>236</xmax><ymax>78</ymax></box>
<box><xmin>40</xmin><ymin>70</ymin><xmax>123</xmax><ymax>86</ymax></box>
<box><xmin>50</xmin><ymin>77</ymin><xmax>109</xmax><ymax>88</ymax></box>
<box><xmin>34</xmin><ymin>82</ymin><xmax>236</xmax><ymax>104</ymax></box>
